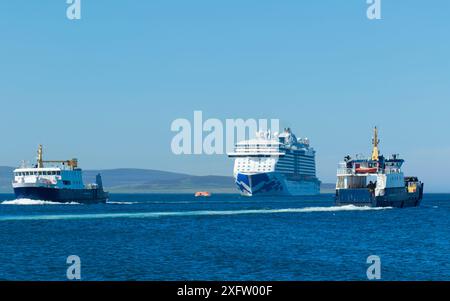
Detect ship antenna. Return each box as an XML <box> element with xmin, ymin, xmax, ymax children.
<box><xmin>37</xmin><ymin>144</ymin><xmax>44</xmax><ymax>168</ymax></box>
<box><xmin>371</xmin><ymin>127</ymin><xmax>380</xmax><ymax>161</ymax></box>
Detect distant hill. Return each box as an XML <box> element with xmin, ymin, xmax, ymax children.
<box><xmin>320</xmin><ymin>182</ymin><xmax>336</xmax><ymax>194</ymax></box>
<box><xmin>0</xmin><ymin>166</ymin><xmax>14</xmax><ymax>193</ymax></box>
<box><xmin>0</xmin><ymin>166</ymin><xmax>333</xmax><ymax>194</ymax></box>
<box><xmin>83</xmin><ymin>169</ymin><xmax>235</xmax><ymax>193</ymax></box>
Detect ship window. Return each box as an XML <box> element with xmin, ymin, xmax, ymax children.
<box><xmin>63</xmin><ymin>180</ymin><xmax>71</xmax><ymax>185</ymax></box>
<box><xmin>56</xmin><ymin>171</ymin><xmax>61</xmax><ymax>175</ymax></box>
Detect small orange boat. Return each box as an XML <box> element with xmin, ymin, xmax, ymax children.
<box><xmin>195</xmin><ymin>191</ymin><xmax>212</xmax><ymax>197</ymax></box>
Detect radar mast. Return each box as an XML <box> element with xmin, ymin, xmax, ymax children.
<box><xmin>371</xmin><ymin>127</ymin><xmax>380</xmax><ymax>161</ymax></box>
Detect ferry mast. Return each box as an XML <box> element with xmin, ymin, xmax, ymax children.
<box><xmin>371</xmin><ymin>127</ymin><xmax>380</xmax><ymax>161</ymax></box>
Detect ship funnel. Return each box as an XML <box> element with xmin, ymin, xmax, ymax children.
<box><xmin>96</xmin><ymin>174</ymin><xmax>104</xmax><ymax>189</ymax></box>
<box><xmin>37</xmin><ymin>145</ymin><xmax>44</xmax><ymax>168</ymax></box>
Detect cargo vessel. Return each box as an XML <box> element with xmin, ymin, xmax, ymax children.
<box><xmin>12</xmin><ymin>145</ymin><xmax>108</xmax><ymax>204</ymax></box>
<box><xmin>335</xmin><ymin>127</ymin><xmax>423</xmax><ymax>208</ymax></box>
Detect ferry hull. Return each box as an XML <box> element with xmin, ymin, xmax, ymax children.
<box><xmin>335</xmin><ymin>185</ymin><xmax>423</xmax><ymax>208</ymax></box>
<box><xmin>14</xmin><ymin>187</ymin><xmax>108</xmax><ymax>204</ymax></box>
<box><xmin>235</xmin><ymin>172</ymin><xmax>320</xmax><ymax>196</ymax></box>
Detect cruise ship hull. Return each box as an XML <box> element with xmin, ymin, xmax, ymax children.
<box><xmin>235</xmin><ymin>172</ymin><xmax>320</xmax><ymax>196</ymax></box>
<box><xmin>14</xmin><ymin>187</ymin><xmax>108</xmax><ymax>204</ymax></box>
<box><xmin>335</xmin><ymin>186</ymin><xmax>423</xmax><ymax>208</ymax></box>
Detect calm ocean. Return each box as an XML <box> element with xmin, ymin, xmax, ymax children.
<box><xmin>0</xmin><ymin>193</ymin><xmax>449</xmax><ymax>281</ymax></box>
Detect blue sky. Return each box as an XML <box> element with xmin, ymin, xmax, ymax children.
<box><xmin>0</xmin><ymin>1</ymin><xmax>449</xmax><ymax>191</ymax></box>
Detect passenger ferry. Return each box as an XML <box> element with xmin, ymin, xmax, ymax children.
<box><xmin>228</xmin><ymin>128</ymin><xmax>321</xmax><ymax>196</ymax></box>
<box><xmin>12</xmin><ymin>145</ymin><xmax>108</xmax><ymax>204</ymax></box>
<box><xmin>335</xmin><ymin>127</ymin><xmax>423</xmax><ymax>208</ymax></box>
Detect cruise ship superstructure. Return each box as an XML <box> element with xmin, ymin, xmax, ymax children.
<box><xmin>228</xmin><ymin>128</ymin><xmax>321</xmax><ymax>196</ymax></box>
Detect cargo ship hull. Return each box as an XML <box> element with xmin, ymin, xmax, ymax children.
<box><xmin>335</xmin><ymin>185</ymin><xmax>423</xmax><ymax>208</ymax></box>
<box><xmin>14</xmin><ymin>187</ymin><xmax>108</xmax><ymax>204</ymax></box>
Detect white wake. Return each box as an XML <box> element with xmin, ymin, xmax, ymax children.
<box><xmin>1</xmin><ymin>199</ymin><xmax>80</xmax><ymax>205</ymax></box>
<box><xmin>0</xmin><ymin>205</ymin><xmax>391</xmax><ymax>221</ymax></box>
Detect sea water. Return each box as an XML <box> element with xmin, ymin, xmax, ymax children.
<box><xmin>0</xmin><ymin>193</ymin><xmax>448</xmax><ymax>280</ymax></box>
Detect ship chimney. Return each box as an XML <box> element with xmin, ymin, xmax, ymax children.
<box><xmin>37</xmin><ymin>145</ymin><xmax>44</xmax><ymax>168</ymax></box>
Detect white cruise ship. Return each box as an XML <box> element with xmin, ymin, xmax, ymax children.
<box><xmin>228</xmin><ymin>128</ymin><xmax>321</xmax><ymax>196</ymax></box>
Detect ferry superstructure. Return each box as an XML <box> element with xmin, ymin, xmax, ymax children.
<box><xmin>228</xmin><ymin>128</ymin><xmax>321</xmax><ymax>196</ymax></box>
<box><xmin>12</xmin><ymin>145</ymin><xmax>108</xmax><ymax>204</ymax></box>
<box><xmin>335</xmin><ymin>127</ymin><xmax>423</xmax><ymax>208</ymax></box>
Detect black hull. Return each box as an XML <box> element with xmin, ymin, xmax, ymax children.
<box><xmin>335</xmin><ymin>185</ymin><xmax>424</xmax><ymax>208</ymax></box>
<box><xmin>14</xmin><ymin>187</ymin><xmax>108</xmax><ymax>204</ymax></box>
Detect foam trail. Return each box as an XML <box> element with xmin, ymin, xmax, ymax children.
<box><xmin>1</xmin><ymin>199</ymin><xmax>80</xmax><ymax>205</ymax></box>
<box><xmin>0</xmin><ymin>205</ymin><xmax>391</xmax><ymax>222</ymax></box>
<box><xmin>106</xmin><ymin>201</ymin><xmax>136</xmax><ymax>205</ymax></box>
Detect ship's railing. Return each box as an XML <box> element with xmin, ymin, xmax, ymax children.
<box><xmin>234</xmin><ymin>146</ymin><xmax>281</xmax><ymax>152</ymax></box>
<box><xmin>234</xmin><ymin>148</ymin><xmax>281</xmax><ymax>152</ymax></box>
